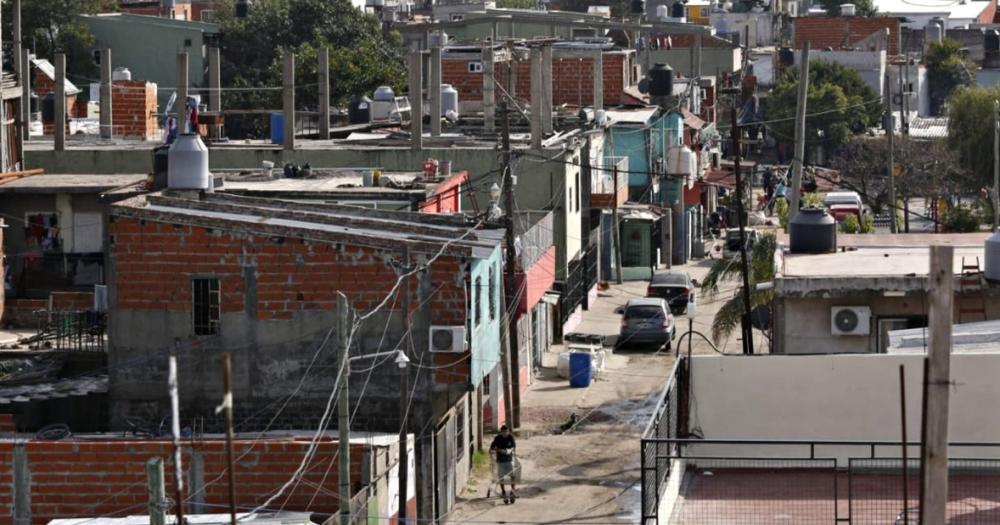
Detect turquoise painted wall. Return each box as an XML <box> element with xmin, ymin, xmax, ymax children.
<box><xmin>658</xmin><ymin>112</ymin><xmax>685</xmax><ymax>207</ymax></box>
<box><xmin>468</xmin><ymin>245</ymin><xmax>503</xmax><ymax>387</ymax></box>
<box><xmin>608</xmin><ymin>112</ymin><xmax>682</xmax><ymax>202</ymax></box>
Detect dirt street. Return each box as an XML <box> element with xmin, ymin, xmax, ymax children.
<box><xmin>449</xmin><ymin>257</ymin><xmax>744</xmax><ymax>524</ymax></box>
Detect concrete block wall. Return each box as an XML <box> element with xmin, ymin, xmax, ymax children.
<box><xmin>111</xmin><ymin>80</ymin><xmax>159</xmax><ymax>140</ymax></box>
<box><xmin>0</xmin><ymin>437</ymin><xmax>371</xmax><ymax>525</ymax></box>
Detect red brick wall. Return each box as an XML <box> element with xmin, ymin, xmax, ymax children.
<box><xmin>50</xmin><ymin>291</ymin><xmax>96</xmax><ymax>311</ymax></box>
<box><xmin>34</xmin><ymin>69</ymin><xmax>75</xmax><ymax>135</ymax></box>
<box><xmin>0</xmin><ymin>437</ymin><xmax>367</xmax><ymax>525</ymax></box>
<box><xmin>3</xmin><ymin>298</ymin><xmax>46</xmax><ymax>328</ymax></box>
<box><xmin>794</xmin><ymin>17</ymin><xmax>900</xmax><ymax>55</ymax></box>
<box><xmin>111</xmin><ymin>80</ymin><xmax>159</xmax><ymax>139</ymax></box>
<box><xmin>0</xmin><ymin>415</ymin><xmax>14</xmax><ymax>434</ymax></box>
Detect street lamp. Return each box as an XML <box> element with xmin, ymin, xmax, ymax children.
<box><xmin>488</xmin><ymin>182</ymin><xmax>503</xmax><ymax>221</ymax></box>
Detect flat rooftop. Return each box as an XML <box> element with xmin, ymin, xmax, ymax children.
<box><xmin>220</xmin><ymin>169</ymin><xmax>440</xmax><ymax>196</ymax></box>
<box><xmin>782</xmin><ymin>246</ymin><xmax>987</xmax><ymax>278</ymax></box>
<box><xmin>0</xmin><ymin>174</ymin><xmax>146</xmax><ymax>193</ymax></box>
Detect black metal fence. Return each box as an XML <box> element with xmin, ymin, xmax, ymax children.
<box><xmin>29</xmin><ymin>310</ymin><xmax>107</xmax><ymax>352</ymax></box>
<box><xmin>640</xmin><ymin>437</ymin><xmax>1000</xmax><ymax>525</ymax></box>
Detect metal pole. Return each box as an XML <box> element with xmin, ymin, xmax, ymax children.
<box><xmin>169</xmin><ymin>353</ymin><xmax>185</xmax><ymax>525</ymax></box>
<box><xmin>483</xmin><ymin>45</ymin><xmax>495</xmax><ymax>134</ymax></box>
<box><xmin>430</xmin><ymin>45</ymin><xmax>442</xmax><ymax>137</ymax></box>
<box><xmin>208</xmin><ymin>47</ymin><xmax>222</xmax><ymax>113</ymax></box>
<box><xmin>222</xmin><ymin>353</ymin><xmax>237</xmax><ymax>525</ymax></box>
<box><xmin>399</xmin><ymin>245</ymin><xmax>410</xmax><ymax>525</ymax></box>
<box><xmin>788</xmin><ymin>42</ymin><xmax>809</xmax><ymax>221</ymax></box>
<box><xmin>177</xmin><ymin>52</ymin><xmax>189</xmax><ymax>133</ymax></box>
<box><xmin>731</xmin><ymin>106</ymin><xmax>754</xmax><ymax>355</ymax></box>
<box><xmin>318</xmin><ymin>48</ymin><xmax>330</xmax><ymax>140</ymax></box>
<box><xmin>613</xmin><ymin>165</ymin><xmax>624</xmax><ymax>285</ymax></box>
<box><xmin>409</xmin><ymin>50</ymin><xmax>423</xmax><ymax>151</ymax></box>
<box><xmin>54</xmin><ymin>54</ymin><xmax>66</xmax><ymax>153</ymax></box>
<box><xmin>282</xmin><ymin>51</ymin><xmax>295</xmax><ymax>150</ymax></box>
<box><xmin>337</xmin><ymin>292</ymin><xmax>352</xmax><ymax>525</ymax></box>
<box><xmin>885</xmin><ymin>72</ymin><xmax>898</xmax><ymax>233</ymax></box>
<box><xmin>147</xmin><ymin>457</ymin><xmax>166</xmax><ymax>525</ymax></box>
<box><xmin>21</xmin><ymin>48</ymin><xmax>30</xmax><ymax>145</ymax></box>
<box><xmin>500</xmin><ymin>101</ymin><xmax>518</xmax><ymax>428</ymax></box>
<box><xmin>921</xmin><ymin>246</ymin><xmax>953</xmax><ymax>524</ymax></box>
<box><xmin>900</xmin><ymin>364</ymin><xmax>909</xmax><ymax>525</ymax></box>
<box><xmin>100</xmin><ymin>49</ymin><xmax>113</xmax><ymax>140</ymax></box>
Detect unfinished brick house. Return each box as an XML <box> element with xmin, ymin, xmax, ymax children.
<box><xmin>111</xmin><ymin>79</ymin><xmax>159</xmax><ymax>139</ymax></box>
<box><xmin>107</xmin><ymin>191</ymin><xmax>504</xmax><ymax>523</ymax></box>
<box><xmin>31</xmin><ymin>57</ymin><xmax>81</xmax><ymax>136</ymax></box>
<box><xmin>442</xmin><ymin>43</ymin><xmax>640</xmax><ymax>107</ymax></box>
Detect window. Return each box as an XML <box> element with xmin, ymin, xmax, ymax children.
<box><xmin>193</xmin><ymin>278</ymin><xmax>220</xmax><ymax>335</ymax></box>
<box><xmin>468</xmin><ymin>62</ymin><xmax>484</xmax><ymax>73</ymax></box>
<box><xmin>474</xmin><ymin>276</ymin><xmax>482</xmax><ymax>326</ymax></box>
<box><xmin>700</xmin><ymin>7</ymin><xmax>709</xmax><ymax>16</ymax></box>
<box><xmin>488</xmin><ymin>267</ymin><xmax>497</xmax><ymax>321</ymax></box>
<box><xmin>450</xmin><ymin>13</ymin><xmax>465</xmax><ymax>21</ymax></box>
<box><xmin>25</xmin><ymin>212</ymin><xmax>62</xmax><ymax>253</ymax></box>
<box><xmin>184</xmin><ymin>38</ymin><xmax>193</xmax><ymax>47</ymax></box>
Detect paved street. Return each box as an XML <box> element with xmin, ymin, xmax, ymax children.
<box><xmin>449</xmin><ymin>256</ymin><xmax>745</xmax><ymax>524</ymax></box>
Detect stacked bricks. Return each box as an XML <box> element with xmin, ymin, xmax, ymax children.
<box><xmin>33</xmin><ymin>68</ymin><xmax>75</xmax><ymax>136</ymax></box>
<box><xmin>49</xmin><ymin>291</ymin><xmax>95</xmax><ymax>311</ymax></box>
<box><xmin>111</xmin><ymin>80</ymin><xmax>159</xmax><ymax>140</ymax></box>
<box><xmin>0</xmin><ymin>437</ymin><xmax>367</xmax><ymax>525</ymax></box>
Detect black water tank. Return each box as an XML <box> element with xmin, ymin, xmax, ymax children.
<box><xmin>153</xmin><ymin>144</ymin><xmax>170</xmax><ymax>174</ymax></box>
<box><xmin>986</xmin><ymin>29</ymin><xmax>1000</xmax><ymax>52</ymax></box>
<box><xmin>670</xmin><ymin>1</ymin><xmax>684</xmax><ymax>18</ymax></box>
<box><xmin>348</xmin><ymin>95</ymin><xmax>373</xmax><ymax>124</ymax></box>
<box><xmin>631</xmin><ymin>0</ymin><xmax>645</xmax><ymax>14</ymax></box>
<box><xmin>779</xmin><ymin>47</ymin><xmax>795</xmax><ymax>66</ymax></box>
<box><xmin>649</xmin><ymin>63</ymin><xmax>674</xmax><ymax>97</ymax></box>
<box><xmin>236</xmin><ymin>0</ymin><xmax>249</xmax><ymax>18</ymax></box>
<box><xmin>789</xmin><ymin>207</ymin><xmax>837</xmax><ymax>254</ymax></box>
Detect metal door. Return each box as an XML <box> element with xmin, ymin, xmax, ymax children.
<box><xmin>434</xmin><ymin>416</ymin><xmax>457</xmax><ymax>519</ymax></box>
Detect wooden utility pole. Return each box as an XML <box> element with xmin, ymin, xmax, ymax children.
<box><xmin>100</xmin><ymin>49</ymin><xmax>113</xmax><ymax>140</ymax></box>
<box><xmin>731</xmin><ymin>106</ymin><xmax>754</xmax><ymax>355</ymax></box>
<box><xmin>900</xmin><ymin>60</ymin><xmax>911</xmax><ymax>233</ymax></box>
<box><xmin>168</xmin><ymin>353</ymin><xmax>185</xmax><ymax>525</ymax></box>
<box><xmin>612</xmin><ymin>165</ymin><xmax>624</xmax><ymax>285</ymax></box>
<box><xmin>222</xmin><ymin>353</ymin><xmax>237</xmax><ymax>525</ymax></box>
<box><xmin>337</xmin><ymin>292</ymin><xmax>352</xmax><ymax>525</ymax></box>
<box><xmin>54</xmin><ymin>54</ymin><xmax>66</xmax><ymax>153</ymax></box>
<box><xmin>147</xmin><ymin>457</ymin><xmax>166</xmax><ymax>525</ymax></box>
<box><xmin>788</xmin><ymin>42</ymin><xmax>809</xmax><ymax>221</ymax></box>
<box><xmin>318</xmin><ymin>48</ymin><xmax>330</xmax><ymax>140</ymax></box>
<box><xmin>994</xmin><ymin>100</ymin><xmax>999</xmax><ymax>231</ymax></box>
<box><xmin>500</xmin><ymin>101</ymin><xmax>519</xmax><ymax>428</ymax></box>
<box><xmin>884</xmin><ymin>72</ymin><xmax>898</xmax><ymax>233</ymax></box>
<box><xmin>398</xmin><ymin>246</ymin><xmax>410</xmax><ymax>525</ymax></box>
<box><xmin>282</xmin><ymin>52</ymin><xmax>295</xmax><ymax>150</ymax></box>
<box><xmin>921</xmin><ymin>245</ymin><xmax>953</xmax><ymax>524</ymax></box>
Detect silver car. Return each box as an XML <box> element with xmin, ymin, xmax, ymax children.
<box><xmin>615</xmin><ymin>298</ymin><xmax>676</xmax><ymax>351</ymax></box>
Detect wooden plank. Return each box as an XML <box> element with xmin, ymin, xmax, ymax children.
<box><xmin>921</xmin><ymin>245</ymin><xmax>953</xmax><ymax>524</ymax></box>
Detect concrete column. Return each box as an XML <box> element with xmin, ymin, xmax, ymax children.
<box><xmin>430</xmin><ymin>46</ymin><xmax>442</xmax><ymax>137</ymax></box>
<box><xmin>507</xmin><ymin>45</ymin><xmax>518</xmax><ymax>101</ymax></box>
<box><xmin>54</xmin><ymin>53</ymin><xmax>66</xmax><ymax>152</ymax></box>
<box><xmin>20</xmin><ymin>49</ymin><xmax>30</xmax><ymax>144</ymax></box>
<box><xmin>530</xmin><ymin>48</ymin><xmax>543</xmax><ymax>149</ymax></box>
<box><xmin>592</xmin><ymin>48</ymin><xmax>603</xmax><ymax>111</ymax></box>
<box><xmin>12</xmin><ymin>0</ymin><xmax>22</xmax><ymax>78</ymax></box>
<box><xmin>541</xmin><ymin>45</ymin><xmax>553</xmax><ymax>134</ymax></box>
<box><xmin>100</xmin><ymin>49</ymin><xmax>112</xmax><ymax>139</ymax></box>
<box><xmin>409</xmin><ymin>50</ymin><xmax>423</xmax><ymax>150</ymax></box>
<box><xmin>176</xmin><ymin>52</ymin><xmax>189</xmax><ymax>131</ymax></box>
<box><xmin>318</xmin><ymin>47</ymin><xmax>330</xmax><ymax>140</ymax></box>
<box><xmin>283</xmin><ymin>51</ymin><xmax>295</xmax><ymax>150</ymax></box>
<box><xmin>13</xmin><ymin>444</ymin><xmax>29</xmax><ymax>525</ymax></box>
<box><xmin>482</xmin><ymin>46</ymin><xmax>495</xmax><ymax>134</ymax></box>
<box><xmin>208</xmin><ymin>47</ymin><xmax>221</xmax><ymax>112</ymax></box>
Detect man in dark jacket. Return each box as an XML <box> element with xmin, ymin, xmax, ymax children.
<box><xmin>490</xmin><ymin>425</ymin><xmax>517</xmax><ymax>503</ymax></box>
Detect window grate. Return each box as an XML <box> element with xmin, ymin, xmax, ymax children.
<box><xmin>193</xmin><ymin>278</ymin><xmax>220</xmax><ymax>335</ymax></box>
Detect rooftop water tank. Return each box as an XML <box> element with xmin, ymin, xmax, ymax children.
<box><xmin>367</xmin><ymin>0</ymin><xmax>386</xmax><ymax>6</ymax></box>
<box><xmin>429</xmin><ymin>31</ymin><xmax>449</xmax><ymax>48</ymax></box>
<box><xmin>840</xmin><ymin>3</ymin><xmax>856</xmax><ymax>15</ymax></box>
<box><xmin>986</xmin><ymin>29</ymin><xmax>1000</xmax><ymax>52</ymax></box>
<box><xmin>779</xmin><ymin>47</ymin><xmax>795</xmax><ymax>66</ymax></box>
<box><xmin>926</xmin><ymin>18</ymin><xmax>944</xmax><ymax>45</ymax></box>
<box><xmin>236</xmin><ymin>0</ymin><xmax>249</xmax><ymax>18</ymax></box>
<box><xmin>632</xmin><ymin>0</ymin><xmax>645</xmax><ymax>14</ymax></box>
<box><xmin>666</xmin><ymin>145</ymin><xmax>696</xmax><ymax>176</ymax></box>
<box><xmin>656</xmin><ymin>4</ymin><xmax>669</xmax><ymax>19</ymax></box>
<box><xmin>112</xmin><ymin>67</ymin><xmax>131</xmax><ymax>81</ymax></box>
<box><xmin>167</xmin><ymin>134</ymin><xmax>212</xmax><ymax>190</ymax></box>
<box><xmin>373</xmin><ymin>85</ymin><xmax>395</xmax><ymax>101</ymax></box>
<box><xmin>649</xmin><ymin>63</ymin><xmax>674</xmax><ymax>97</ymax></box>
<box><xmin>441</xmin><ymin>84</ymin><xmax>459</xmax><ymax>117</ymax></box>
<box><xmin>670</xmin><ymin>1</ymin><xmax>684</xmax><ymax>17</ymax></box>
<box><xmin>986</xmin><ymin>230</ymin><xmax>1000</xmax><ymax>281</ymax></box>
<box><xmin>789</xmin><ymin>207</ymin><xmax>837</xmax><ymax>254</ymax></box>
<box><xmin>348</xmin><ymin>95</ymin><xmax>373</xmax><ymax>124</ymax></box>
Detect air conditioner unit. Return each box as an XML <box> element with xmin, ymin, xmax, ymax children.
<box><xmin>831</xmin><ymin>306</ymin><xmax>871</xmax><ymax>336</ymax></box>
<box><xmin>429</xmin><ymin>326</ymin><xmax>466</xmax><ymax>353</ymax></box>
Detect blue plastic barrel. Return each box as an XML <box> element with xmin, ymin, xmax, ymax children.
<box><xmin>569</xmin><ymin>352</ymin><xmax>593</xmax><ymax>388</ymax></box>
<box><xmin>270</xmin><ymin>113</ymin><xmax>284</xmax><ymax>145</ymax></box>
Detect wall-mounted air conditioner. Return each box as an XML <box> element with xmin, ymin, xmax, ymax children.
<box><xmin>831</xmin><ymin>306</ymin><xmax>871</xmax><ymax>336</ymax></box>
<box><xmin>429</xmin><ymin>326</ymin><xmax>466</xmax><ymax>353</ymax></box>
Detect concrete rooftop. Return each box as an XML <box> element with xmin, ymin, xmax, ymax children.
<box><xmin>0</xmin><ymin>174</ymin><xmax>146</xmax><ymax>193</ymax></box>
<box><xmin>782</xmin><ymin>246</ymin><xmax>987</xmax><ymax>278</ymax></box>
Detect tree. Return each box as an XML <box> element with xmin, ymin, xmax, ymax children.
<box><xmin>700</xmin><ymin>233</ymin><xmax>777</xmax><ymax>344</ymax></box>
<box><xmin>765</xmin><ymin>60</ymin><xmax>881</xmax><ymax>160</ymax></box>
<box><xmin>211</xmin><ymin>0</ymin><xmax>406</xmax><ymax>138</ymax></box>
<box><xmin>947</xmin><ymin>85</ymin><xmax>1000</xmax><ymax>194</ymax></box>
<box><xmin>925</xmin><ymin>39</ymin><xmax>974</xmax><ymax>115</ymax></box>
<box><xmin>2</xmin><ymin>0</ymin><xmax>102</xmax><ymax>78</ymax></box>
<box><xmin>818</xmin><ymin>0</ymin><xmax>876</xmax><ymax>16</ymax></box>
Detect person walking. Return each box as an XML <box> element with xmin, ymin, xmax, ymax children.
<box><xmin>490</xmin><ymin>425</ymin><xmax>518</xmax><ymax>504</ymax></box>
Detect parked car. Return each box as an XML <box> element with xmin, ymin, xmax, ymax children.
<box><xmin>828</xmin><ymin>203</ymin><xmax>861</xmax><ymax>222</ymax></box>
<box><xmin>646</xmin><ymin>270</ymin><xmax>694</xmax><ymax>315</ymax></box>
<box><xmin>823</xmin><ymin>191</ymin><xmax>864</xmax><ymax>211</ymax></box>
<box><xmin>723</xmin><ymin>228</ymin><xmax>760</xmax><ymax>259</ymax></box>
<box><xmin>614</xmin><ymin>298</ymin><xmax>676</xmax><ymax>351</ymax></box>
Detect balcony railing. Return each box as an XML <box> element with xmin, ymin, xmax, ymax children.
<box><xmin>591</xmin><ymin>156</ymin><xmax>628</xmax><ymax>208</ymax></box>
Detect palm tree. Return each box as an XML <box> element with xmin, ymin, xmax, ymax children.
<box><xmin>700</xmin><ymin>233</ymin><xmax>777</xmax><ymax>344</ymax></box>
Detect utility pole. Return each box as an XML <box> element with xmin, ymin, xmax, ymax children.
<box><xmin>222</xmin><ymin>353</ymin><xmax>237</xmax><ymax>525</ymax></box>
<box><xmin>788</xmin><ymin>42</ymin><xmax>809</xmax><ymax>221</ymax></box>
<box><xmin>499</xmin><ymin>101</ymin><xmax>519</xmax><ymax>428</ymax></box>
<box><xmin>994</xmin><ymin>100</ymin><xmax>999</xmax><ymax>231</ymax></box>
<box><xmin>899</xmin><ymin>364</ymin><xmax>909</xmax><ymax>525</ymax></box>
<box><xmin>168</xmin><ymin>353</ymin><xmax>185</xmax><ymax>525</ymax></box>
<box><xmin>612</xmin><ymin>165</ymin><xmax>624</xmax><ymax>285</ymax></box>
<box><xmin>100</xmin><ymin>49</ymin><xmax>113</xmax><ymax>140</ymax></box>
<box><xmin>731</xmin><ymin>106</ymin><xmax>754</xmax><ymax>355</ymax></box>
<box><xmin>147</xmin><ymin>458</ymin><xmax>166</xmax><ymax>525</ymax></box>
<box><xmin>921</xmin><ymin>245</ymin><xmax>953</xmax><ymax>524</ymax></box>
<box><xmin>318</xmin><ymin>47</ymin><xmax>330</xmax><ymax>140</ymax></box>
<box><xmin>337</xmin><ymin>292</ymin><xmax>352</xmax><ymax>525</ymax></box>
<box><xmin>398</xmin><ymin>247</ymin><xmax>411</xmax><ymax>525</ymax></box>
<box><xmin>884</xmin><ymin>72</ymin><xmax>898</xmax><ymax>233</ymax></box>
<box><xmin>54</xmin><ymin>54</ymin><xmax>66</xmax><ymax>153</ymax></box>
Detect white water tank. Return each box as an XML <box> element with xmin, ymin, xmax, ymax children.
<box><xmin>656</xmin><ymin>4</ymin><xmax>668</xmax><ymax>19</ymax></box>
<box><xmin>112</xmin><ymin>67</ymin><xmax>132</xmax><ymax>81</ymax></box>
<box><xmin>986</xmin><ymin>230</ymin><xmax>1000</xmax><ymax>281</ymax></box>
<box><xmin>429</xmin><ymin>31</ymin><xmax>449</xmax><ymax>48</ymax></box>
<box><xmin>441</xmin><ymin>84</ymin><xmax>459</xmax><ymax>117</ymax></box>
<box><xmin>666</xmin><ymin>144</ymin><xmax>696</xmax><ymax>176</ymax></box>
<box><xmin>168</xmin><ymin>133</ymin><xmax>211</xmax><ymax>190</ymax></box>
<box><xmin>840</xmin><ymin>3</ymin><xmax>855</xmax><ymax>15</ymax></box>
<box><xmin>373</xmin><ymin>86</ymin><xmax>395</xmax><ymax>101</ymax></box>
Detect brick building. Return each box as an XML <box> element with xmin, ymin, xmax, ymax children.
<box><xmin>793</xmin><ymin>16</ymin><xmax>901</xmax><ymax>55</ymax></box>
<box><xmin>107</xmin><ymin>191</ymin><xmax>504</xmax><ymax>523</ymax></box>
<box><xmin>111</xmin><ymin>79</ymin><xmax>159</xmax><ymax>139</ymax></box>
<box><xmin>31</xmin><ymin>58</ymin><xmax>81</xmax><ymax>136</ymax></box>
<box><xmin>442</xmin><ymin>43</ymin><xmax>639</xmax><ymax>107</ymax></box>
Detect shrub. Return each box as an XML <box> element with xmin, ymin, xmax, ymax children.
<box><xmin>776</xmin><ymin>199</ymin><xmax>790</xmax><ymax>231</ymax></box>
<box><xmin>840</xmin><ymin>214</ymin><xmax>860</xmax><ymax>233</ymax></box>
<box><xmin>940</xmin><ymin>203</ymin><xmax>981</xmax><ymax>232</ymax></box>
<box><xmin>861</xmin><ymin>214</ymin><xmax>876</xmax><ymax>233</ymax></box>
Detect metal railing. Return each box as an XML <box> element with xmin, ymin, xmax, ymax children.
<box><xmin>640</xmin><ymin>359</ymin><xmax>682</xmax><ymax>524</ymax></box>
<box><xmin>29</xmin><ymin>310</ymin><xmax>107</xmax><ymax>352</ymax></box>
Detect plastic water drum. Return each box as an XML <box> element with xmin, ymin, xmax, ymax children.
<box><xmin>569</xmin><ymin>352</ymin><xmax>593</xmax><ymax>388</ymax></box>
<box><xmin>270</xmin><ymin>113</ymin><xmax>284</xmax><ymax>145</ymax></box>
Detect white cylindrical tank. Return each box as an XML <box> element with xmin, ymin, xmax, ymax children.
<box><xmin>429</xmin><ymin>31</ymin><xmax>449</xmax><ymax>48</ymax></box>
<box><xmin>840</xmin><ymin>3</ymin><xmax>855</xmax><ymax>15</ymax></box>
<box><xmin>656</xmin><ymin>4</ymin><xmax>668</xmax><ymax>19</ymax></box>
<box><xmin>986</xmin><ymin>230</ymin><xmax>1000</xmax><ymax>281</ymax></box>
<box><xmin>168</xmin><ymin>133</ymin><xmax>211</xmax><ymax>190</ymax></box>
<box><xmin>112</xmin><ymin>67</ymin><xmax>132</xmax><ymax>81</ymax></box>
<box><xmin>666</xmin><ymin>144</ymin><xmax>695</xmax><ymax>176</ymax></box>
<box><xmin>373</xmin><ymin>85</ymin><xmax>395</xmax><ymax>101</ymax></box>
<box><xmin>441</xmin><ymin>84</ymin><xmax>459</xmax><ymax>117</ymax></box>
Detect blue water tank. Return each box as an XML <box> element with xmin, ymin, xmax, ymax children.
<box><xmin>569</xmin><ymin>353</ymin><xmax>593</xmax><ymax>388</ymax></box>
<box><xmin>270</xmin><ymin>112</ymin><xmax>284</xmax><ymax>145</ymax></box>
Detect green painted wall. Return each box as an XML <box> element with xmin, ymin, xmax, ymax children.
<box><xmin>647</xmin><ymin>48</ymin><xmax>739</xmax><ymax>77</ymax></box>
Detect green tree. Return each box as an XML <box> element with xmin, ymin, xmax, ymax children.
<box><xmin>765</xmin><ymin>60</ymin><xmax>881</xmax><ymax>159</ymax></box>
<box><xmin>700</xmin><ymin>233</ymin><xmax>777</xmax><ymax>344</ymax></box>
<box><xmin>947</xmin><ymin>85</ymin><xmax>1000</xmax><ymax>195</ymax></box>
<box><xmin>818</xmin><ymin>0</ymin><xmax>876</xmax><ymax>16</ymax></box>
<box><xmin>212</xmin><ymin>0</ymin><xmax>406</xmax><ymax>138</ymax></box>
<box><xmin>497</xmin><ymin>0</ymin><xmax>538</xmax><ymax>7</ymax></box>
<box><xmin>2</xmin><ymin>0</ymin><xmax>102</xmax><ymax>79</ymax></box>
<box><xmin>925</xmin><ymin>39</ymin><xmax>974</xmax><ymax>115</ymax></box>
